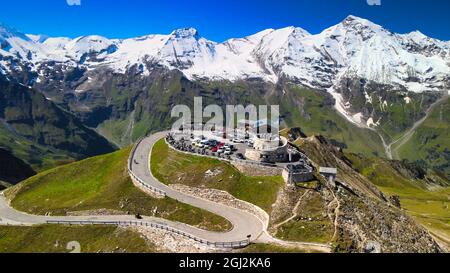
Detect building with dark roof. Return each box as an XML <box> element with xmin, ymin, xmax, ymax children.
<box><xmin>282</xmin><ymin>162</ymin><xmax>314</xmax><ymax>185</ymax></box>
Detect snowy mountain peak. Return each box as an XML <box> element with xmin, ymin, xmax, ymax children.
<box><xmin>63</xmin><ymin>35</ymin><xmax>117</xmax><ymax>60</ymax></box>
<box><xmin>170</xmin><ymin>28</ymin><xmax>200</xmax><ymax>39</ymax></box>
<box><xmin>340</xmin><ymin>15</ymin><xmax>387</xmax><ymax>36</ymax></box>
<box><xmin>343</xmin><ymin>15</ymin><xmax>380</xmax><ymax>27</ymax></box>
<box><xmin>1</xmin><ymin>17</ymin><xmax>449</xmax><ymax>129</ymax></box>
<box><xmin>26</xmin><ymin>34</ymin><xmax>50</xmax><ymax>43</ymax></box>
<box><xmin>0</xmin><ymin>23</ymin><xmax>30</xmax><ymax>41</ymax></box>
<box><xmin>0</xmin><ymin>17</ymin><xmax>449</xmax><ymax>97</ymax></box>
<box><xmin>408</xmin><ymin>30</ymin><xmax>428</xmax><ymax>40</ymax></box>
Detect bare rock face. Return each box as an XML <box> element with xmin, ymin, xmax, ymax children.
<box><xmin>286</xmin><ymin>127</ymin><xmax>307</xmax><ymax>142</ymax></box>
<box><xmin>388</xmin><ymin>195</ymin><xmax>402</xmax><ymax>209</ymax></box>
<box><xmin>335</xmin><ymin>188</ymin><xmax>442</xmax><ymax>253</ymax></box>
<box><xmin>294</xmin><ymin>136</ymin><xmax>444</xmax><ymax>253</ymax></box>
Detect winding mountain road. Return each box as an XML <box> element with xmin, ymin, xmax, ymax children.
<box><xmin>382</xmin><ymin>93</ymin><xmax>449</xmax><ymax>159</ymax></box>
<box><xmin>0</xmin><ymin>131</ymin><xmax>331</xmax><ymax>252</ymax></box>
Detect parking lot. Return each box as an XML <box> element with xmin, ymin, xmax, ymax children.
<box><xmin>166</xmin><ymin>131</ymin><xmax>307</xmax><ymax>169</ymax></box>
<box><xmin>166</xmin><ymin>133</ymin><xmax>253</xmax><ymax>161</ymax></box>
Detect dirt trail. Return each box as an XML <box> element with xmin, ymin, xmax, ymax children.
<box><xmin>273</xmin><ymin>190</ymin><xmax>310</xmax><ymax>230</ymax></box>
<box><xmin>329</xmin><ymin>189</ymin><xmax>341</xmax><ymax>241</ymax></box>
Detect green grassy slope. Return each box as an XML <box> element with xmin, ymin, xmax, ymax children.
<box><xmin>0</xmin><ymin>225</ymin><xmax>155</xmax><ymax>253</ymax></box>
<box><xmin>151</xmin><ymin>139</ymin><xmax>284</xmax><ymax>213</ymax></box>
<box><xmin>0</xmin><ymin>75</ymin><xmax>116</xmax><ymax>170</ymax></box>
<box><xmin>0</xmin><ymin>125</ymin><xmax>75</xmax><ymax>171</ymax></box>
<box><xmin>274</xmin><ymin>191</ymin><xmax>334</xmax><ymax>244</ymax></box>
<box><xmin>7</xmin><ymin>148</ymin><xmax>231</xmax><ymax>232</ymax></box>
<box><xmin>92</xmin><ymin>74</ymin><xmax>386</xmax><ymax>158</ymax></box>
<box><xmin>274</xmin><ymin>85</ymin><xmax>385</xmax><ymax>157</ymax></box>
<box><xmin>396</xmin><ymin>98</ymin><xmax>450</xmax><ymax>178</ymax></box>
<box><xmin>347</xmin><ymin>153</ymin><xmax>450</xmax><ymax>247</ymax></box>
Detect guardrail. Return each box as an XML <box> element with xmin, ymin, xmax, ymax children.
<box><xmin>125</xmin><ymin>134</ymin><xmax>249</xmax><ymax>249</ymax></box>
<box><xmin>46</xmin><ymin>220</ymin><xmax>249</xmax><ymax>249</ymax></box>
<box><xmin>129</xmin><ymin>171</ymin><xmax>167</xmax><ymax>197</ymax></box>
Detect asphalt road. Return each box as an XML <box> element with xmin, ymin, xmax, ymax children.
<box><xmin>0</xmin><ymin>132</ymin><xmax>264</xmax><ymax>243</ymax></box>
<box><xmin>130</xmin><ymin>131</ymin><xmax>265</xmax><ymax>242</ymax></box>
<box><xmin>0</xmin><ymin>131</ymin><xmax>331</xmax><ymax>252</ymax></box>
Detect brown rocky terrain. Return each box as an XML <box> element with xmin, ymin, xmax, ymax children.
<box><xmin>267</xmin><ymin>133</ymin><xmax>445</xmax><ymax>253</ymax></box>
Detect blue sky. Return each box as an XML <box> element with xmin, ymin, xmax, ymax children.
<box><xmin>0</xmin><ymin>0</ymin><xmax>449</xmax><ymax>41</ymax></box>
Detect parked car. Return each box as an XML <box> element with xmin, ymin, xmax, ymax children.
<box><xmin>200</xmin><ymin>139</ymin><xmax>209</xmax><ymax>145</ymax></box>
<box><xmin>197</xmin><ymin>143</ymin><xmax>205</xmax><ymax>148</ymax></box>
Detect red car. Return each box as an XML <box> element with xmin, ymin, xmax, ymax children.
<box><xmin>217</xmin><ymin>143</ymin><xmax>225</xmax><ymax>148</ymax></box>
<box><xmin>211</xmin><ymin>147</ymin><xmax>218</xmax><ymax>152</ymax></box>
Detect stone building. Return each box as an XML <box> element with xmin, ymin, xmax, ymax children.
<box><xmin>282</xmin><ymin>162</ymin><xmax>314</xmax><ymax>185</ymax></box>
<box><xmin>319</xmin><ymin>167</ymin><xmax>337</xmax><ymax>188</ymax></box>
<box><xmin>245</xmin><ymin>135</ymin><xmax>289</xmax><ymax>163</ymax></box>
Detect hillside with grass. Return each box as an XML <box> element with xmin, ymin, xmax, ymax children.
<box><xmin>0</xmin><ymin>225</ymin><xmax>156</xmax><ymax>253</ymax></box>
<box><xmin>347</xmin><ymin>153</ymin><xmax>450</xmax><ymax>249</ymax></box>
<box><xmin>395</xmin><ymin>98</ymin><xmax>450</xmax><ymax>179</ymax></box>
<box><xmin>272</xmin><ymin>84</ymin><xmax>386</xmax><ymax>157</ymax></box>
<box><xmin>0</xmin><ymin>75</ymin><xmax>117</xmax><ymax>170</ymax></box>
<box><xmin>151</xmin><ymin>139</ymin><xmax>284</xmax><ymax>213</ymax></box>
<box><xmin>0</xmin><ymin>125</ymin><xmax>75</xmax><ymax>172</ymax></box>
<box><xmin>85</xmin><ymin>72</ymin><xmax>387</xmax><ymax>159</ymax></box>
<box><xmin>290</xmin><ymin>134</ymin><xmax>443</xmax><ymax>252</ymax></box>
<box><xmin>6</xmin><ymin>147</ymin><xmax>231</xmax><ymax>232</ymax></box>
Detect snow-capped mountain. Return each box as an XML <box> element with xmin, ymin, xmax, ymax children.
<box><xmin>1</xmin><ymin>16</ymin><xmax>449</xmax><ymax>127</ymax></box>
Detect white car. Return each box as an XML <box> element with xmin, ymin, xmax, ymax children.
<box><xmin>200</xmin><ymin>139</ymin><xmax>209</xmax><ymax>145</ymax></box>
<box><xmin>224</xmin><ymin>150</ymin><xmax>232</xmax><ymax>155</ymax></box>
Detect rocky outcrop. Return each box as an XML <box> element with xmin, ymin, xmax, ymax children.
<box><xmin>231</xmin><ymin>162</ymin><xmax>283</xmax><ymax>177</ymax></box>
<box><xmin>286</xmin><ymin>127</ymin><xmax>307</xmax><ymax>142</ymax></box>
<box><xmin>294</xmin><ymin>136</ymin><xmax>445</xmax><ymax>253</ymax></box>
<box><xmin>335</xmin><ymin>188</ymin><xmax>442</xmax><ymax>253</ymax></box>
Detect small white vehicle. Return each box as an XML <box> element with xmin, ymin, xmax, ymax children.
<box><xmin>224</xmin><ymin>150</ymin><xmax>232</xmax><ymax>155</ymax></box>
<box><xmin>197</xmin><ymin>143</ymin><xmax>205</xmax><ymax>149</ymax></box>
<box><xmin>217</xmin><ymin>148</ymin><xmax>225</xmax><ymax>154</ymax></box>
